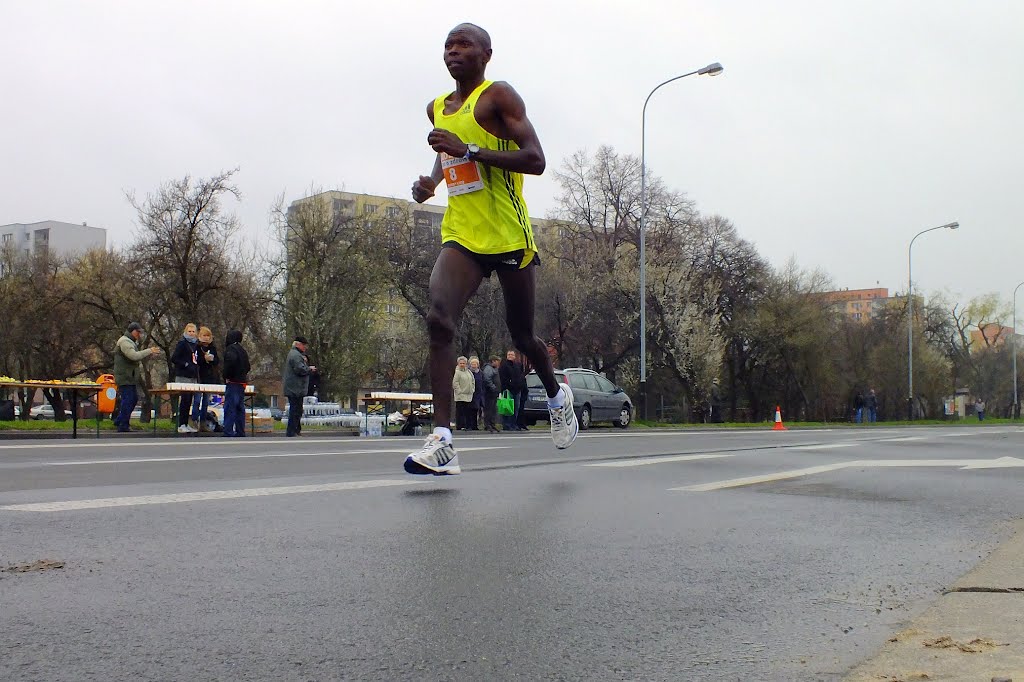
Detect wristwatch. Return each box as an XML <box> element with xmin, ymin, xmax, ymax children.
<box><xmin>464</xmin><ymin>143</ymin><xmax>481</xmax><ymax>160</ymax></box>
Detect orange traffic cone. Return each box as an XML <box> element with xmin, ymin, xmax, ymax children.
<box><xmin>772</xmin><ymin>405</ymin><xmax>787</xmax><ymax>431</ymax></box>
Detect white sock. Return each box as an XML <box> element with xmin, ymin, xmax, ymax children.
<box><xmin>433</xmin><ymin>426</ymin><xmax>452</xmax><ymax>444</ymax></box>
<box><xmin>547</xmin><ymin>387</ymin><xmax>566</xmax><ymax>409</ymax></box>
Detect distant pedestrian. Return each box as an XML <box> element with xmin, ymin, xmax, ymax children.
<box><xmin>452</xmin><ymin>356</ymin><xmax>475</xmax><ymax>430</ymax></box>
<box><xmin>854</xmin><ymin>391</ymin><xmax>865</xmax><ymax>424</ymax></box>
<box><xmin>194</xmin><ymin>326</ymin><xmax>219</xmax><ymax>431</ymax></box>
<box><xmin>499</xmin><ymin>350</ymin><xmax>526</xmax><ymax>431</ymax></box>
<box><xmin>866</xmin><ymin>389</ymin><xmax>878</xmax><ymax>423</ymax></box>
<box><xmin>171</xmin><ymin>322</ymin><xmax>201</xmax><ymax>433</ymax></box>
<box><xmin>469</xmin><ymin>356</ymin><xmax>483</xmax><ymax>430</ymax></box>
<box><xmin>975</xmin><ymin>397</ymin><xmax>986</xmax><ymax>421</ymax></box>
<box><xmin>112</xmin><ymin>322</ymin><xmax>162</xmax><ymax>433</ymax></box>
<box><xmin>283</xmin><ymin>336</ymin><xmax>315</xmax><ymax>437</ymax></box>
<box><xmin>222</xmin><ymin>329</ymin><xmax>250</xmax><ymax>437</ymax></box>
<box><xmin>708</xmin><ymin>378</ymin><xmax>723</xmax><ymax>423</ymax></box>
<box><xmin>482</xmin><ymin>355</ymin><xmax>502</xmax><ymax>433</ymax></box>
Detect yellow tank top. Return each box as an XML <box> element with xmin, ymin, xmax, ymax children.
<box><xmin>433</xmin><ymin>80</ymin><xmax>537</xmax><ymax>257</ymax></box>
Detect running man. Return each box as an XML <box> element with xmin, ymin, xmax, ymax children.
<box><xmin>404</xmin><ymin>22</ymin><xmax>578</xmax><ymax>476</ymax></box>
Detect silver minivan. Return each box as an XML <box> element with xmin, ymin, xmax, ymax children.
<box><xmin>522</xmin><ymin>368</ymin><xmax>632</xmax><ymax>429</ymax></box>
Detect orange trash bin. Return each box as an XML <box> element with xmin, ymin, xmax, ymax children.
<box><xmin>97</xmin><ymin>374</ymin><xmax>118</xmax><ymax>414</ymax></box>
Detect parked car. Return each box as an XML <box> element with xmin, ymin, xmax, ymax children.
<box><xmin>521</xmin><ymin>368</ymin><xmax>632</xmax><ymax>429</ymax></box>
<box><xmin>30</xmin><ymin>404</ymin><xmax>55</xmax><ymax>420</ymax></box>
<box><xmin>269</xmin><ymin>406</ymin><xmax>284</xmax><ymax>422</ymax></box>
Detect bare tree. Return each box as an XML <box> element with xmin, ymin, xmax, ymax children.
<box><xmin>271</xmin><ymin>190</ymin><xmax>389</xmax><ymax>399</ymax></box>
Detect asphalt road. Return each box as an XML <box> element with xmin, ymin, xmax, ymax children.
<box><xmin>2</xmin><ymin>425</ymin><xmax>1022</xmax><ymax>681</ymax></box>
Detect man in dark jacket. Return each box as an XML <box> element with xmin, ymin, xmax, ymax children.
<box><xmin>499</xmin><ymin>350</ymin><xmax>526</xmax><ymax>431</ymax></box>
<box><xmin>222</xmin><ymin>329</ymin><xmax>251</xmax><ymax>437</ymax></box>
<box><xmin>283</xmin><ymin>336</ymin><xmax>314</xmax><ymax>437</ymax></box>
<box><xmin>482</xmin><ymin>355</ymin><xmax>502</xmax><ymax>433</ymax></box>
<box><xmin>865</xmin><ymin>389</ymin><xmax>878</xmax><ymax>423</ymax></box>
<box><xmin>112</xmin><ymin>322</ymin><xmax>162</xmax><ymax>432</ymax></box>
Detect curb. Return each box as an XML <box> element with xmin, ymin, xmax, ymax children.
<box><xmin>844</xmin><ymin>520</ymin><xmax>1024</xmax><ymax>681</ymax></box>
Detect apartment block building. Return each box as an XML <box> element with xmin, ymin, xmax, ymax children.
<box><xmin>820</xmin><ymin>287</ymin><xmax>891</xmax><ymax>322</ymax></box>
<box><xmin>0</xmin><ymin>220</ymin><xmax>107</xmax><ymax>261</ymax></box>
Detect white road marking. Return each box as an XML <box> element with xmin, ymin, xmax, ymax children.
<box><xmin>30</xmin><ymin>446</ymin><xmax>507</xmax><ymax>467</ymax></box>
<box><xmin>584</xmin><ymin>453</ymin><xmax>732</xmax><ymax>468</ymax></box>
<box><xmin>0</xmin><ymin>437</ymin><xmax>382</xmax><ymax>450</ymax></box>
<box><xmin>0</xmin><ymin>479</ymin><xmax>420</xmax><ymax>512</ymax></box>
<box><xmin>878</xmin><ymin>436</ymin><xmax>927</xmax><ymax>442</ymax></box>
<box><xmin>672</xmin><ymin>458</ymin><xmax>1024</xmax><ymax>492</ymax></box>
<box><xmin>674</xmin><ymin>464</ymin><xmax>847</xmax><ymax>492</ymax></box>
<box><xmin>960</xmin><ymin>456</ymin><xmax>1024</xmax><ymax>469</ymax></box>
<box><xmin>788</xmin><ymin>443</ymin><xmax>859</xmax><ymax>451</ymax></box>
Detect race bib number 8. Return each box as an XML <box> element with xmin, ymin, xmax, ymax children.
<box><xmin>440</xmin><ymin>153</ymin><xmax>484</xmax><ymax>196</ymax></box>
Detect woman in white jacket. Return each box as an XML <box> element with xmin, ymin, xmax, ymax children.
<box><xmin>452</xmin><ymin>356</ymin><xmax>476</xmax><ymax>430</ymax></box>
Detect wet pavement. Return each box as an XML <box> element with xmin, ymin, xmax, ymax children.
<box><xmin>2</xmin><ymin>425</ymin><xmax>1022</xmax><ymax>680</ymax></box>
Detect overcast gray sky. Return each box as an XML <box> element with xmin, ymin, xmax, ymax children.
<box><xmin>5</xmin><ymin>1</ymin><xmax>1023</xmax><ymax>315</ymax></box>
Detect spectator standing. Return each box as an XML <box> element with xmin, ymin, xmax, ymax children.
<box><xmin>452</xmin><ymin>356</ymin><xmax>475</xmax><ymax>430</ymax></box>
<box><xmin>112</xmin><ymin>322</ymin><xmax>161</xmax><ymax>432</ymax></box>
<box><xmin>170</xmin><ymin>323</ymin><xmax>200</xmax><ymax>433</ymax></box>
<box><xmin>482</xmin><ymin>355</ymin><xmax>502</xmax><ymax>433</ymax></box>
<box><xmin>283</xmin><ymin>336</ymin><xmax>315</xmax><ymax>437</ymax></box>
<box><xmin>222</xmin><ymin>329</ymin><xmax>250</xmax><ymax>437</ymax></box>
<box><xmin>854</xmin><ymin>391</ymin><xmax>865</xmax><ymax>424</ymax></box>
<box><xmin>866</xmin><ymin>389</ymin><xmax>878</xmax><ymax>423</ymax></box>
<box><xmin>499</xmin><ymin>350</ymin><xmax>526</xmax><ymax>431</ymax></box>
<box><xmin>194</xmin><ymin>326</ymin><xmax>220</xmax><ymax>431</ymax></box>
<box><xmin>975</xmin><ymin>397</ymin><xmax>986</xmax><ymax>421</ymax></box>
<box><xmin>708</xmin><ymin>378</ymin><xmax>723</xmax><ymax>423</ymax></box>
<box><xmin>469</xmin><ymin>356</ymin><xmax>483</xmax><ymax>430</ymax></box>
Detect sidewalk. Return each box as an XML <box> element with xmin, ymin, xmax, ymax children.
<box><xmin>844</xmin><ymin>520</ymin><xmax>1024</xmax><ymax>681</ymax></box>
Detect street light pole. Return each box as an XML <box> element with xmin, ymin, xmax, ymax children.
<box><xmin>1013</xmin><ymin>281</ymin><xmax>1024</xmax><ymax>419</ymax></box>
<box><xmin>639</xmin><ymin>62</ymin><xmax>723</xmax><ymax>421</ymax></box>
<box><xmin>907</xmin><ymin>221</ymin><xmax>959</xmax><ymax>420</ymax></box>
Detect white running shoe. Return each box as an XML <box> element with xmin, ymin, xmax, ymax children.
<box><xmin>548</xmin><ymin>384</ymin><xmax>579</xmax><ymax>449</ymax></box>
<box><xmin>404</xmin><ymin>434</ymin><xmax>461</xmax><ymax>476</ymax></box>
<box><xmin>177</xmin><ymin>424</ymin><xmax>191</xmax><ymax>434</ymax></box>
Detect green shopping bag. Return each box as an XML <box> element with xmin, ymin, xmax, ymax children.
<box><xmin>497</xmin><ymin>390</ymin><xmax>515</xmax><ymax>416</ymax></box>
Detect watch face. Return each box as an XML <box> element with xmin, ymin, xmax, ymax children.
<box><xmin>469</xmin><ymin>144</ymin><xmax>480</xmax><ymax>154</ymax></box>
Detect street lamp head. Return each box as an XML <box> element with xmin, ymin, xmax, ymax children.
<box><xmin>698</xmin><ymin>62</ymin><xmax>724</xmax><ymax>76</ymax></box>
<box><xmin>946</xmin><ymin>221</ymin><xmax>960</xmax><ymax>230</ymax></box>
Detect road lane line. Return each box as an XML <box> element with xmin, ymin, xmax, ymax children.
<box><xmin>878</xmin><ymin>436</ymin><xmax>927</xmax><ymax>442</ymax></box>
<box><xmin>0</xmin><ymin>438</ymin><xmax>381</xmax><ymax>450</ymax></box>
<box><xmin>671</xmin><ymin>464</ymin><xmax>848</xmax><ymax>492</ymax></box>
<box><xmin>30</xmin><ymin>446</ymin><xmax>507</xmax><ymax>467</ymax></box>
<box><xmin>0</xmin><ymin>479</ymin><xmax>420</xmax><ymax>512</ymax></box>
<box><xmin>584</xmin><ymin>453</ymin><xmax>732</xmax><ymax>468</ymax></box>
<box><xmin>788</xmin><ymin>443</ymin><xmax>859</xmax><ymax>451</ymax></box>
<box><xmin>672</xmin><ymin>458</ymin><xmax>1023</xmax><ymax>492</ymax></box>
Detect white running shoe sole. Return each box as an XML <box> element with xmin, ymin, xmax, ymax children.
<box><xmin>404</xmin><ymin>455</ymin><xmax>461</xmax><ymax>476</ymax></box>
<box><xmin>550</xmin><ymin>383</ymin><xmax>579</xmax><ymax>450</ymax></box>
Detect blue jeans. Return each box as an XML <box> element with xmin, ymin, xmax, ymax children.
<box><xmin>114</xmin><ymin>384</ymin><xmax>137</xmax><ymax>431</ymax></box>
<box><xmin>855</xmin><ymin>407</ymin><xmax>863</xmax><ymax>423</ymax></box>
<box><xmin>223</xmin><ymin>383</ymin><xmax>246</xmax><ymax>436</ymax></box>
<box><xmin>191</xmin><ymin>392</ymin><xmax>209</xmax><ymax>424</ymax></box>
<box><xmin>868</xmin><ymin>408</ymin><xmax>877</xmax><ymax>423</ymax></box>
